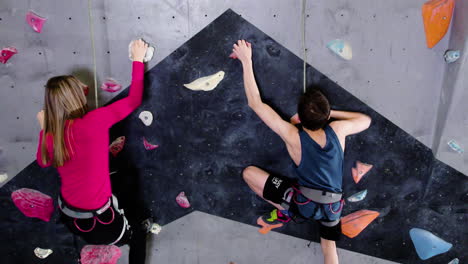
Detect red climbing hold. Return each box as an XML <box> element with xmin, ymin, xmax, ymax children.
<box><xmin>143</xmin><ymin>137</ymin><xmax>159</xmax><ymax>150</ymax></box>
<box><xmin>422</xmin><ymin>0</ymin><xmax>455</xmax><ymax>48</ymax></box>
<box><xmin>26</xmin><ymin>11</ymin><xmax>46</xmax><ymax>33</ymax></box>
<box><xmin>109</xmin><ymin>136</ymin><xmax>125</xmax><ymax>157</ymax></box>
<box><xmin>341</xmin><ymin>209</ymin><xmax>379</xmax><ymax>238</ymax></box>
<box><xmin>80</xmin><ymin>245</ymin><xmax>122</xmax><ymax>264</ymax></box>
<box><xmin>0</xmin><ymin>47</ymin><xmax>18</xmax><ymax>64</ymax></box>
<box><xmin>352</xmin><ymin>161</ymin><xmax>373</xmax><ymax>184</ymax></box>
<box><xmin>100</xmin><ymin>78</ymin><xmax>122</xmax><ymax>93</ymax></box>
<box><xmin>11</xmin><ymin>188</ymin><xmax>54</xmax><ymax>222</ymax></box>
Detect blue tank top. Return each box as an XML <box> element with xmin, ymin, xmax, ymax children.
<box><xmin>295</xmin><ymin>125</ymin><xmax>344</xmax><ymax>193</ymax></box>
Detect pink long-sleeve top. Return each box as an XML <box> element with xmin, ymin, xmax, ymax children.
<box><xmin>36</xmin><ymin>61</ymin><xmax>144</xmax><ymax>210</ymax></box>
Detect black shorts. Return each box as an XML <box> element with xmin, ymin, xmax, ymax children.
<box><xmin>263</xmin><ymin>173</ymin><xmax>342</xmax><ymax>241</ymax></box>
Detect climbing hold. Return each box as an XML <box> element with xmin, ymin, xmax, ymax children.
<box><xmin>290</xmin><ymin>113</ymin><xmax>301</xmax><ymax>125</ymax></box>
<box><xmin>448</xmin><ymin>258</ymin><xmax>459</xmax><ymax>264</ymax></box>
<box><xmin>422</xmin><ymin>0</ymin><xmax>455</xmax><ymax>48</ymax></box>
<box><xmin>341</xmin><ymin>210</ymin><xmax>379</xmax><ymax>238</ymax></box>
<box><xmin>11</xmin><ymin>188</ymin><xmax>54</xmax><ymax>222</ymax></box>
<box><xmin>83</xmin><ymin>85</ymin><xmax>89</xmax><ymax>96</ymax></box>
<box><xmin>326</xmin><ymin>39</ymin><xmax>352</xmax><ymax>60</ymax></box>
<box><xmin>80</xmin><ymin>245</ymin><xmax>122</xmax><ymax>264</ymax></box>
<box><xmin>128</xmin><ymin>40</ymin><xmax>155</xmax><ymax>62</ymax></box>
<box><xmin>0</xmin><ymin>47</ymin><xmax>18</xmax><ymax>64</ymax></box>
<box><xmin>444</xmin><ymin>50</ymin><xmax>460</xmax><ymax>63</ymax></box>
<box><xmin>409</xmin><ymin>228</ymin><xmax>452</xmax><ymax>260</ymax></box>
<box><xmin>447</xmin><ymin>140</ymin><xmax>464</xmax><ymax>153</ymax></box>
<box><xmin>352</xmin><ymin>161</ymin><xmax>373</xmax><ymax>184</ymax></box>
<box><xmin>26</xmin><ymin>11</ymin><xmax>46</xmax><ymax>33</ymax></box>
<box><xmin>138</xmin><ymin>111</ymin><xmax>153</xmax><ymax>126</ymax></box>
<box><xmin>0</xmin><ymin>173</ymin><xmax>7</xmax><ymax>183</ymax></box>
<box><xmin>34</xmin><ymin>247</ymin><xmax>53</xmax><ymax>259</ymax></box>
<box><xmin>109</xmin><ymin>136</ymin><xmax>125</xmax><ymax>157</ymax></box>
<box><xmin>184</xmin><ymin>71</ymin><xmax>225</xmax><ymax>91</ymax></box>
<box><xmin>347</xmin><ymin>189</ymin><xmax>368</xmax><ymax>202</ymax></box>
<box><xmin>100</xmin><ymin>78</ymin><xmax>122</xmax><ymax>93</ymax></box>
<box><xmin>143</xmin><ymin>137</ymin><xmax>159</xmax><ymax>150</ymax></box>
<box><xmin>150</xmin><ymin>223</ymin><xmax>162</xmax><ymax>234</ymax></box>
<box><xmin>176</xmin><ymin>191</ymin><xmax>191</xmax><ymax>208</ymax></box>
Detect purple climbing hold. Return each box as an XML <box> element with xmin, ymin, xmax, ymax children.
<box><xmin>0</xmin><ymin>47</ymin><xmax>18</xmax><ymax>64</ymax></box>
<box><xmin>409</xmin><ymin>228</ymin><xmax>452</xmax><ymax>260</ymax></box>
<box><xmin>26</xmin><ymin>11</ymin><xmax>47</xmax><ymax>33</ymax></box>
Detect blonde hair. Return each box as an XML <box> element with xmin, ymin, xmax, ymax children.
<box><xmin>42</xmin><ymin>76</ymin><xmax>88</xmax><ymax>167</ymax></box>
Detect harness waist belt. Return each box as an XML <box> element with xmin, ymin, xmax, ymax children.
<box><xmin>58</xmin><ymin>195</ymin><xmax>118</xmax><ymax>219</ymax></box>
<box><xmin>299</xmin><ymin>186</ymin><xmax>342</xmax><ymax>204</ymax></box>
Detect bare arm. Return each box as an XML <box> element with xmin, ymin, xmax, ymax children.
<box><xmin>329</xmin><ymin>110</ymin><xmax>371</xmax><ymax>150</ymax></box>
<box><xmin>233</xmin><ymin>40</ymin><xmax>300</xmax><ymax>162</ymax></box>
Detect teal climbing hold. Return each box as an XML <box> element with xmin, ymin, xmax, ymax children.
<box><xmin>409</xmin><ymin>228</ymin><xmax>452</xmax><ymax>260</ymax></box>
<box><xmin>326</xmin><ymin>39</ymin><xmax>352</xmax><ymax>60</ymax></box>
<box><xmin>448</xmin><ymin>258</ymin><xmax>459</xmax><ymax>264</ymax></box>
<box><xmin>347</xmin><ymin>189</ymin><xmax>367</xmax><ymax>202</ymax></box>
<box><xmin>444</xmin><ymin>50</ymin><xmax>460</xmax><ymax>63</ymax></box>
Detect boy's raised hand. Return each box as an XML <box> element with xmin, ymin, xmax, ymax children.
<box><xmin>232</xmin><ymin>40</ymin><xmax>252</xmax><ymax>64</ymax></box>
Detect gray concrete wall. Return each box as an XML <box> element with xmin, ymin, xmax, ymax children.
<box><xmin>0</xmin><ymin>0</ymin><xmax>465</xmax><ymax>185</ymax></box>
<box><xmin>433</xmin><ymin>0</ymin><xmax>468</xmax><ymax>174</ymax></box>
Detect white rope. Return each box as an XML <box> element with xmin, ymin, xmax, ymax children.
<box><xmin>87</xmin><ymin>0</ymin><xmax>98</xmax><ymax>109</ymax></box>
<box><xmin>301</xmin><ymin>0</ymin><xmax>307</xmax><ymax>94</ymax></box>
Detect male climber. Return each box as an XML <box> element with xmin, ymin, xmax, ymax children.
<box><xmin>231</xmin><ymin>39</ymin><xmax>371</xmax><ymax>264</ymax></box>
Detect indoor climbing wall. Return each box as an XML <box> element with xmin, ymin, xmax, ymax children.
<box><xmin>0</xmin><ymin>0</ymin><xmax>466</xmax><ymax>264</ymax></box>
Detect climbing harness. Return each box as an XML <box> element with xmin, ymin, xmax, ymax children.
<box><xmin>58</xmin><ymin>194</ymin><xmax>129</xmax><ymax>245</ymax></box>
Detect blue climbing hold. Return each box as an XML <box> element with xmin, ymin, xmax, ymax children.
<box><xmin>448</xmin><ymin>258</ymin><xmax>459</xmax><ymax>264</ymax></box>
<box><xmin>326</xmin><ymin>39</ymin><xmax>352</xmax><ymax>60</ymax></box>
<box><xmin>448</xmin><ymin>140</ymin><xmax>464</xmax><ymax>153</ymax></box>
<box><xmin>347</xmin><ymin>189</ymin><xmax>367</xmax><ymax>202</ymax></box>
<box><xmin>409</xmin><ymin>228</ymin><xmax>452</xmax><ymax>260</ymax></box>
<box><xmin>444</xmin><ymin>50</ymin><xmax>460</xmax><ymax>63</ymax></box>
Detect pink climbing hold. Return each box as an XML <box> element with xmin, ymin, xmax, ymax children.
<box><xmin>143</xmin><ymin>137</ymin><xmax>159</xmax><ymax>150</ymax></box>
<box><xmin>109</xmin><ymin>136</ymin><xmax>125</xmax><ymax>157</ymax></box>
<box><xmin>11</xmin><ymin>188</ymin><xmax>54</xmax><ymax>222</ymax></box>
<box><xmin>352</xmin><ymin>161</ymin><xmax>373</xmax><ymax>184</ymax></box>
<box><xmin>100</xmin><ymin>78</ymin><xmax>122</xmax><ymax>93</ymax></box>
<box><xmin>80</xmin><ymin>245</ymin><xmax>122</xmax><ymax>264</ymax></box>
<box><xmin>176</xmin><ymin>191</ymin><xmax>191</xmax><ymax>208</ymax></box>
<box><xmin>0</xmin><ymin>47</ymin><xmax>18</xmax><ymax>64</ymax></box>
<box><xmin>26</xmin><ymin>11</ymin><xmax>46</xmax><ymax>33</ymax></box>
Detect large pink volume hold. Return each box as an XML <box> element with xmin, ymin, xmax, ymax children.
<box><xmin>80</xmin><ymin>245</ymin><xmax>122</xmax><ymax>264</ymax></box>
<box><xmin>11</xmin><ymin>188</ymin><xmax>54</xmax><ymax>222</ymax></box>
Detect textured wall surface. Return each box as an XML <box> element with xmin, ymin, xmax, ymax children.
<box><xmin>0</xmin><ymin>10</ymin><xmax>466</xmax><ymax>264</ymax></box>
<box><xmin>433</xmin><ymin>0</ymin><xmax>468</xmax><ymax>174</ymax></box>
<box><xmin>1</xmin><ymin>0</ymin><xmax>466</xmax><ymax>186</ymax></box>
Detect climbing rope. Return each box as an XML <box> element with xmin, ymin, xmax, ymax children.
<box><xmin>301</xmin><ymin>0</ymin><xmax>307</xmax><ymax>94</ymax></box>
<box><xmin>87</xmin><ymin>0</ymin><xmax>99</xmax><ymax>109</ymax></box>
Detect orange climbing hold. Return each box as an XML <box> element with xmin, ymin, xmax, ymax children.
<box><xmin>256</xmin><ymin>217</ymin><xmax>283</xmax><ymax>235</ymax></box>
<box><xmin>352</xmin><ymin>161</ymin><xmax>373</xmax><ymax>184</ymax></box>
<box><xmin>422</xmin><ymin>0</ymin><xmax>455</xmax><ymax>48</ymax></box>
<box><xmin>341</xmin><ymin>210</ymin><xmax>379</xmax><ymax>238</ymax></box>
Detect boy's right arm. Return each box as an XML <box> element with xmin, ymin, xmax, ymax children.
<box><xmin>329</xmin><ymin>110</ymin><xmax>371</xmax><ymax>150</ymax></box>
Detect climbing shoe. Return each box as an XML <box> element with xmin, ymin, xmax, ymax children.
<box><xmin>257</xmin><ymin>209</ymin><xmax>291</xmax><ymax>234</ymax></box>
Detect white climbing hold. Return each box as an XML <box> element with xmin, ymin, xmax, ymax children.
<box><xmin>149</xmin><ymin>223</ymin><xmax>162</xmax><ymax>234</ymax></box>
<box><xmin>184</xmin><ymin>71</ymin><xmax>225</xmax><ymax>91</ymax></box>
<box><xmin>448</xmin><ymin>258</ymin><xmax>459</xmax><ymax>264</ymax></box>
<box><xmin>34</xmin><ymin>247</ymin><xmax>53</xmax><ymax>259</ymax></box>
<box><xmin>128</xmin><ymin>39</ymin><xmax>154</xmax><ymax>62</ymax></box>
<box><xmin>139</xmin><ymin>111</ymin><xmax>153</xmax><ymax>126</ymax></box>
<box><xmin>0</xmin><ymin>173</ymin><xmax>7</xmax><ymax>183</ymax></box>
<box><xmin>327</xmin><ymin>39</ymin><xmax>352</xmax><ymax>60</ymax></box>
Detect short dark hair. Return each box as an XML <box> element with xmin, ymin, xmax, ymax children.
<box><xmin>298</xmin><ymin>89</ymin><xmax>330</xmax><ymax>131</ymax></box>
